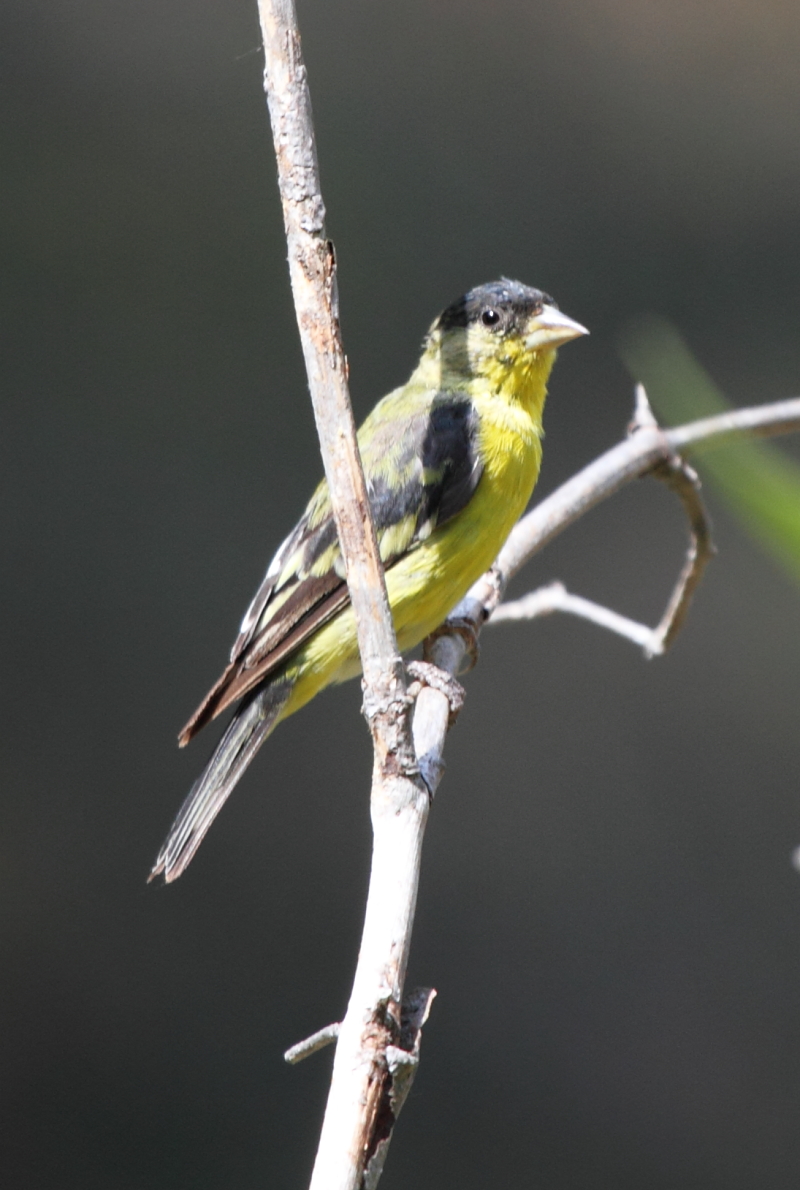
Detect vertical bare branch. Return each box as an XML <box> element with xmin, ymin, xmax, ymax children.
<box><xmin>256</xmin><ymin>0</ymin><xmax>401</xmax><ymax>695</ymax></box>
<box><xmin>256</xmin><ymin>2</ymin><xmax>439</xmax><ymax>1186</ymax></box>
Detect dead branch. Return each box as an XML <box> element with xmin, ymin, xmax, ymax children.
<box><xmin>491</xmin><ymin>384</ymin><xmax>718</xmax><ymax>657</ymax></box>
<box><xmin>257</xmin><ymin>3</ymin><xmax>439</xmax><ymax>1186</ymax></box>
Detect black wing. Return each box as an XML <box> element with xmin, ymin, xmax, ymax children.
<box><xmin>179</xmin><ymin>391</ymin><xmax>482</xmax><ymax>743</ymax></box>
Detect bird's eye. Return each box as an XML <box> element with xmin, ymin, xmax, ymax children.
<box><xmin>481</xmin><ymin>308</ymin><xmax>501</xmax><ymax>327</ymax></box>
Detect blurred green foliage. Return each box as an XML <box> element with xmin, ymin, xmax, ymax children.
<box><xmin>621</xmin><ymin>316</ymin><xmax>800</xmax><ymax>585</ymax></box>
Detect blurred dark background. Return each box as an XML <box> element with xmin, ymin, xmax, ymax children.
<box><xmin>3</xmin><ymin>1</ymin><xmax>800</xmax><ymax>1186</ymax></box>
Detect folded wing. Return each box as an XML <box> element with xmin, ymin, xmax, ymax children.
<box><xmin>178</xmin><ymin>391</ymin><xmax>483</xmax><ymax>744</ymax></box>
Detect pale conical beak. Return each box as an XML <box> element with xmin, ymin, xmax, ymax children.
<box><xmin>525</xmin><ymin>304</ymin><xmax>589</xmax><ymax>350</ymax></box>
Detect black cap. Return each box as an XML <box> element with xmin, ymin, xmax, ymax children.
<box><xmin>434</xmin><ymin>278</ymin><xmax>556</xmax><ymax>335</ymax></box>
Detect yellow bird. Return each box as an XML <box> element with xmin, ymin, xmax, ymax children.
<box><xmin>151</xmin><ymin>279</ymin><xmax>587</xmax><ymax>881</ymax></box>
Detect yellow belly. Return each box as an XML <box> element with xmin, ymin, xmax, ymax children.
<box><xmin>279</xmin><ymin>397</ymin><xmax>542</xmax><ymax>721</ymax></box>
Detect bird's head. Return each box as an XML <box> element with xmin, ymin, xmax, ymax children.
<box><xmin>418</xmin><ymin>279</ymin><xmax>588</xmax><ymax>407</ymax></box>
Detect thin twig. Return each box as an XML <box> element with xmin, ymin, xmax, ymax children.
<box><xmin>492</xmin><ymin>384</ymin><xmax>718</xmax><ymax>656</ymax></box>
<box><xmin>670</xmin><ymin>399</ymin><xmax>800</xmax><ymax>451</ymax></box>
<box><xmin>284</xmin><ymin>1022</ymin><xmax>340</xmax><ymax>1066</ymax></box>
<box><xmin>648</xmin><ymin>465</ymin><xmax>715</xmax><ymax>652</ymax></box>
<box><xmin>629</xmin><ymin>385</ymin><xmax>716</xmax><ymax>653</ymax></box>
<box><xmin>491</xmin><ymin>581</ymin><xmax>664</xmax><ymax>652</ymax></box>
<box><xmin>257</xmin><ymin>4</ymin><xmax>434</xmax><ymax>1187</ymax></box>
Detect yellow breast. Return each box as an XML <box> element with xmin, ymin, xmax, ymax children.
<box><xmin>283</xmin><ymin>372</ymin><xmax>549</xmax><ymax>714</ymax></box>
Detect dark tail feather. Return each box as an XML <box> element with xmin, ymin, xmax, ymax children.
<box><xmin>150</xmin><ymin>677</ymin><xmax>293</xmax><ymax>883</ymax></box>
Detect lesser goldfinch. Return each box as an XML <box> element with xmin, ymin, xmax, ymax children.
<box><xmin>151</xmin><ymin>279</ymin><xmax>587</xmax><ymax>881</ymax></box>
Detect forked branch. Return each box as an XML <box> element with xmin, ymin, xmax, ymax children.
<box><xmin>257</xmin><ymin>3</ymin><xmax>440</xmax><ymax>1187</ymax></box>
<box><xmin>492</xmin><ymin>384</ymin><xmax>717</xmax><ymax>657</ymax></box>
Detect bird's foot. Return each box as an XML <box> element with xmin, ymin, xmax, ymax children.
<box><xmin>406</xmin><ymin>661</ymin><xmax>465</xmax><ymax>728</ymax></box>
